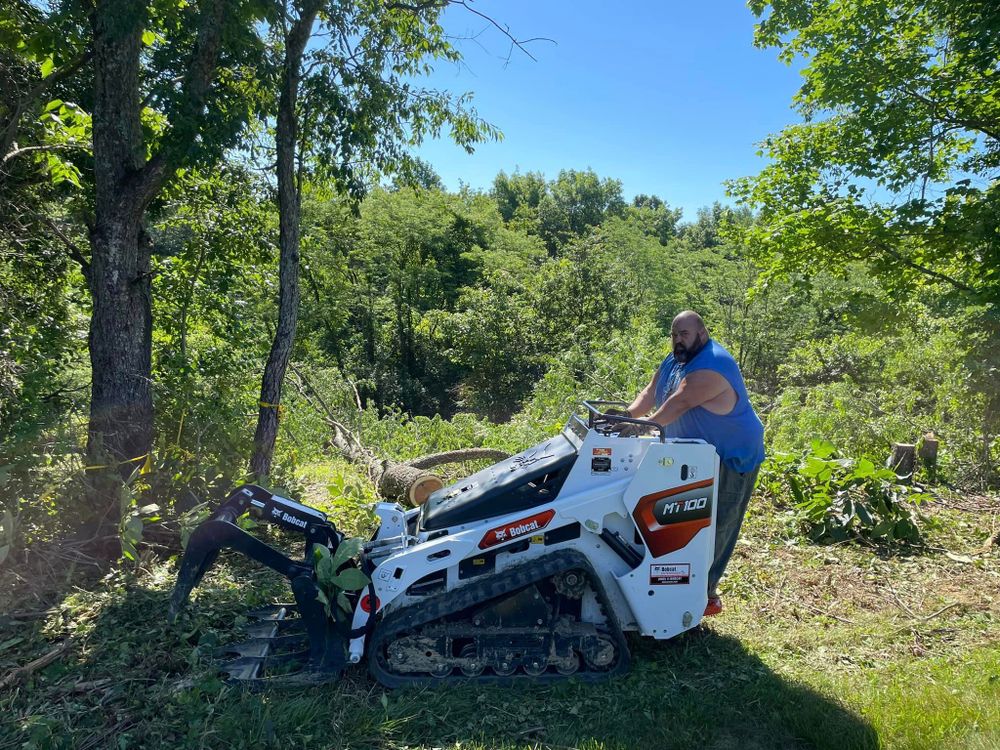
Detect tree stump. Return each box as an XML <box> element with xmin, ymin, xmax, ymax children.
<box><xmin>887</xmin><ymin>443</ymin><xmax>916</xmax><ymax>482</ymax></box>
<box><xmin>918</xmin><ymin>433</ymin><xmax>939</xmax><ymax>469</ymax></box>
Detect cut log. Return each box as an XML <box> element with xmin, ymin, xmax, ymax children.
<box><xmin>887</xmin><ymin>443</ymin><xmax>916</xmax><ymax>482</ymax></box>
<box><xmin>377</xmin><ymin>462</ymin><xmax>443</xmax><ymax>506</ymax></box>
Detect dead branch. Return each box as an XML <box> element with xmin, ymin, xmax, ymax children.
<box><xmin>0</xmin><ymin>639</ymin><xmax>71</xmax><ymax>689</ymax></box>
<box><xmin>287</xmin><ymin>364</ymin><xmax>444</xmax><ymax>505</ymax></box>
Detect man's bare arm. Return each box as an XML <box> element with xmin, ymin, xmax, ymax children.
<box><xmin>626</xmin><ymin>366</ymin><xmax>661</xmax><ymax>417</ymax></box>
<box><xmin>648</xmin><ymin>370</ymin><xmax>729</xmax><ymax>426</ymax></box>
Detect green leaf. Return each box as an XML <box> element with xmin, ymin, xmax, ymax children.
<box><xmin>39</xmin><ymin>56</ymin><xmax>54</xmax><ymax>78</ymax></box>
<box><xmin>337</xmin><ymin>592</ymin><xmax>352</xmax><ymax>613</ymax></box>
<box><xmin>142</xmin><ymin>29</ymin><xmax>156</xmax><ymax>46</ymax></box>
<box><xmin>787</xmin><ymin>475</ymin><xmax>805</xmax><ymax>505</ymax></box>
<box><xmin>810</xmin><ymin>439</ymin><xmax>836</xmax><ymax>459</ymax></box>
<box><xmin>800</xmin><ymin>456</ymin><xmax>832</xmax><ymax>480</ymax></box>
<box><xmin>331</xmin><ymin>537</ymin><xmax>363</xmax><ymax>569</ymax></box>
<box><xmin>854</xmin><ymin>458</ymin><xmax>875</xmax><ymax>478</ymax></box>
<box><xmin>124</xmin><ymin>516</ymin><xmax>143</xmax><ymax>544</ymax></box>
<box><xmin>331</xmin><ymin>567</ymin><xmax>370</xmax><ymax>591</ymax></box>
<box><xmin>315</xmin><ymin>554</ymin><xmax>336</xmax><ymax>584</ymax></box>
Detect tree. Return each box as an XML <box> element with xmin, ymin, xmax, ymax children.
<box><xmin>250</xmin><ymin>0</ymin><xmax>323</xmax><ymax>479</ymax></box>
<box><xmin>537</xmin><ymin>169</ymin><xmax>625</xmax><ymax>252</ymax></box>
<box><xmin>58</xmin><ymin>0</ymin><xmax>268</xmax><ymax>510</ymax></box>
<box><xmin>491</xmin><ymin>170</ymin><xmax>546</xmax><ymax>226</ymax></box>
<box><xmin>250</xmin><ymin>1</ymin><xmax>499</xmax><ymax>476</ymax></box>
<box><xmin>730</xmin><ymin>0</ymin><xmax>1000</xmax><ymax>304</ymax></box>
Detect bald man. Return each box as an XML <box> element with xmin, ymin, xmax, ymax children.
<box><xmin>615</xmin><ymin>311</ymin><xmax>764</xmax><ymax>616</ymax></box>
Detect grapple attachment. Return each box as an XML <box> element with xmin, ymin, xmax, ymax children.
<box><xmin>169</xmin><ymin>484</ymin><xmax>349</xmax><ymax>685</ymax></box>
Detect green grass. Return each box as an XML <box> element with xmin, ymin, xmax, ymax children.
<box><xmin>1</xmin><ymin>477</ymin><xmax>998</xmax><ymax>750</ymax></box>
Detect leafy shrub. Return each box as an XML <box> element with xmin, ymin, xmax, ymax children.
<box><xmin>762</xmin><ymin>440</ymin><xmax>931</xmax><ymax>545</ymax></box>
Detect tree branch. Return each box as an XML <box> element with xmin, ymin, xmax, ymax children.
<box><xmin>0</xmin><ymin>49</ymin><xmax>93</xmax><ymax>163</ymax></box>
<box><xmin>41</xmin><ymin>215</ymin><xmax>91</xmax><ymax>280</ymax></box>
<box><xmin>898</xmin><ymin>86</ymin><xmax>1000</xmax><ymax>144</ymax></box>
<box><xmin>875</xmin><ymin>240</ymin><xmax>978</xmax><ymax>294</ymax></box>
<box><xmin>136</xmin><ymin>0</ymin><xmax>228</xmax><ymax>208</ymax></box>
<box><xmin>406</xmin><ymin>448</ymin><xmax>509</xmax><ymax>470</ymax></box>
<box><xmin>1</xmin><ymin>142</ymin><xmax>86</xmax><ymax>167</ymax></box>
<box><xmin>450</xmin><ymin>0</ymin><xmax>555</xmax><ymax>63</ymax></box>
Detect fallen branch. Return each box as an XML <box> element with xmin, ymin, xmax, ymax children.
<box><xmin>0</xmin><ymin>639</ymin><xmax>71</xmax><ymax>689</ymax></box>
<box><xmin>287</xmin><ymin>365</ymin><xmax>452</xmax><ymax>505</ymax></box>
<box><xmin>888</xmin><ymin>601</ymin><xmax>962</xmax><ymax>636</ymax></box>
<box><xmin>915</xmin><ymin>601</ymin><xmax>961</xmax><ymax>623</ymax></box>
<box><xmin>405</xmin><ymin>448</ymin><xmax>509</xmax><ymax>470</ymax></box>
<box><xmin>803</xmin><ymin>602</ymin><xmax>855</xmax><ymax>624</ymax></box>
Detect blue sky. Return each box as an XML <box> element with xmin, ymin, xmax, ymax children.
<box><xmin>413</xmin><ymin>0</ymin><xmax>805</xmax><ymax>221</ymax></box>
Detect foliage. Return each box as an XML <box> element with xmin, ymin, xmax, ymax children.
<box><xmin>2</xmin><ymin>466</ymin><xmax>998</xmax><ymax>750</ymax></box>
<box><xmin>733</xmin><ymin>0</ymin><xmax>1000</xmax><ymax>306</ymax></box>
<box><xmin>767</xmin><ymin>309</ymin><xmax>994</xmax><ymax>486</ymax></box>
<box><xmin>118</xmin><ymin>465</ymin><xmax>161</xmax><ymax>562</ymax></box>
<box><xmin>312</xmin><ymin>537</ymin><xmax>369</xmax><ymax>623</ymax></box>
<box><xmin>763</xmin><ymin>440</ymin><xmax>931</xmax><ymax>545</ymax></box>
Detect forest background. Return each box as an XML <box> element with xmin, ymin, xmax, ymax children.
<box><xmin>0</xmin><ymin>0</ymin><xmax>998</xmax><ymax>748</ymax></box>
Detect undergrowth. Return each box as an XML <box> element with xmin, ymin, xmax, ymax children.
<box><xmin>1</xmin><ymin>431</ymin><xmax>997</xmax><ymax>750</ymax></box>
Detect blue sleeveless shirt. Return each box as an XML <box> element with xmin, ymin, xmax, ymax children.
<box><xmin>654</xmin><ymin>339</ymin><xmax>765</xmax><ymax>473</ymax></box>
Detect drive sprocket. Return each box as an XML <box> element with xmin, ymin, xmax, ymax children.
<box><xmin>553</xmin><ymin>568</ymin><xmax>587</xmax><ymax>599</ymax></box>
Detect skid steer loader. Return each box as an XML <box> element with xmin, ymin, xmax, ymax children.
<box><xmin>168</xmin><ymin>402</ymin><xmax>720</xmax><ymax>686</ymax></box>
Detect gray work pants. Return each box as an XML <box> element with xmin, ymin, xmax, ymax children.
<box><xmin>707</xmin><ymin>463</ymin><xmax>760</xmax><ymax>596</ymax></box>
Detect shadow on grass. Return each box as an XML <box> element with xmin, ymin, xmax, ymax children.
<box><xmin>372</xmin><ymin>627</ymin><xmax>880</xmax><ymax>750</ymax></box>
<box><xmin>2</xmin><ymin>576</ymin><xmax>879</xmax><ymax>750</ymax></box>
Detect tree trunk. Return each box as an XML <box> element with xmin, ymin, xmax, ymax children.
<box><xmin>85</xmin><ymin>0</ymin><xmax>228</xmax><ymax>516</ymax></box>
<box><xmin>86</xmin><ymin>1</ymin><xmax>152</xmax><ymax>506</ymax></box>
<box><xmin>250</xmin><ymin>0</ymin><xmax>322</xmax><ymax>479</ymax></box>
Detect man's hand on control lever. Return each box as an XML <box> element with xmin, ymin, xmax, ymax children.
<box><xmin>596</xmin><ymin>407</ymin><xmax>652</xmax><ymax>437</ymax></box>
<box><xmin>614</xmin><ymin>421</ymin><xmax>651</xmax><ymax>438</ymax></box>
<box><xmin>602</xmin><ymin>407</ymin><xmax>629</xmax><ymax>418</ymax></box>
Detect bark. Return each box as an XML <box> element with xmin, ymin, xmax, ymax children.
<box><xmin>250</xmin><ymin>0</ymin><xmax>324</xmax><ymax>478</ymax></box>
<box><xmin>405</xmin><ymin>448</ymin><xmax>510</xmax><ymax>470</ymax></box>
<box><xmin>887</xmin><ymin>442</ymin><xmax>916</xmax><ymax>482</ymax></box>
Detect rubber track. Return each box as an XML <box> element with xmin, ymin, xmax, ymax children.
<box><xmin>368</xmin><ymin>549</ymin><xmax>631</xmax><ymax>687</ymax></box>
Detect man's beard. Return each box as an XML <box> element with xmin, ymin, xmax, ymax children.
<box><xmin>674</xmin><ymin>335</ymin><xmax>707</xmax><ymax>363</ymax></box>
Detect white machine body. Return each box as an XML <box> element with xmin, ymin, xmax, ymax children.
<box><xmin>347</xmin><ymin>411</ymin><xmax>720</xmax><ymax>663</ymax></box>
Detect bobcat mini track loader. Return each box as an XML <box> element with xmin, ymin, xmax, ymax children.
<box><xmin>168</xmin><ymin>402</ymin><xmax>720</xmax><ymax>686</ymax></box>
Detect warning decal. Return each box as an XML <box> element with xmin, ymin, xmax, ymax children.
<box><xmin>649</xmin><ymin>563</ymin><xmax>691</xmax><ymax>585</ymax></box>
<box><xmin>592</xmin><ymin>447</ymin><xmax>612</xmax><ymax>456</ymax></box>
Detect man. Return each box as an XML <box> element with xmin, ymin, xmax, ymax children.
<box><xmin>613</xmin><ymin>310</ymin><xmax>764</xmax><ymax>616</ymax></box>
